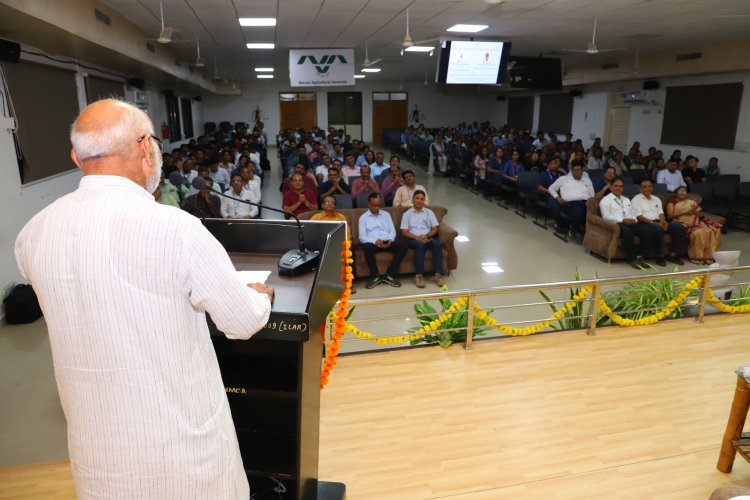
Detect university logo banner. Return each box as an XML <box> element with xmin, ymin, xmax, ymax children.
<box><xmin>289</xmin><ymin>49</ymin><xmax>354</xmax><ymax>87</ymax></box>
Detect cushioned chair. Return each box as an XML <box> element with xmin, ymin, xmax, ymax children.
<box><xmin>333</xmin><ymin>193</ymin><xmax>353</xmax><ymax>209</ymax></box>
<box><xmin>299</xmin><ymin>206</ymin><xmax>458</xmax><ymax>278</ymax></box>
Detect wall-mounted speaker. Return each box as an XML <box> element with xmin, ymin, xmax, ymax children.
<box><xmin>127</xmin><ymin>77</ymin><xmax>145</xmax><ymax>90</ymax></box>
<box><xmin>194</xmin><ymin>96</ymin><xmax>202</xmax><ymax>102</ymax></box>
<box><xmin>643</xmin><ymin>80</ymin><xmax>660</xmax><ymax>90</ymax></box>
<box><xmin>0</xmin><ymin>39</ymin><xmax>20</xmax><ymax>63</ymax></box>
<box><xmin>569</xmin><ymin>89</ymin><xmax>583</xmax><ymax>98</ymax></box>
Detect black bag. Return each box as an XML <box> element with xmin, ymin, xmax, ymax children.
<box><xmin>3</xmin><ymin>284</ymin><xmax>43</xmax><ymax>324</ymax></box>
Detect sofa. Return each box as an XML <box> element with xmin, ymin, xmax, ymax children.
<box><xmin>299</xmin><ymin>206</ymin><xmax>458</xmax><ymax>278</ymax></box>
<box><xmin>583</xmin><ymin>192</ymin><xmax>726</xmax><ymax>262</ymax></box>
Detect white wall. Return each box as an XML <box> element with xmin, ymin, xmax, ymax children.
<box><xmin>571</xmin><ymin>92</ymin><xmax>610</xmax><ymax>150</ymax></box>
<box><xmin>202</xmin><ymin>81</ymin><xmax>507</xmax><ymax>143</ymax></box>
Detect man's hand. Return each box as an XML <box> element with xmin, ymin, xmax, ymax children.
<box><xmin>659</xmin><ymin>220</ymin><xmax>668</xmax><ymax>230</ymax></box>
<box><xmin>556</xmin><ymin>196</ymin><xmax>566</xmax><ymax>206</ymax></box>
<box><xmin>419</xmin><ymin>235</ymin><xmax>430</xmax><ymax>243</ymax></box>
<box><xmin>623</xmin><ymin>218</ymin><xmax>636</xmax><ymax>225</ymax></box>
<box><xmin>247</xmin><ymin>282</ymin><xmax>274</xmax><ymax>302</ymax></box>
<box><xmin>298</xmin><ymin>193</ymin><xmax>307</xmax><ymax>204</ymax></box>
<box><xmin>375</xmin><ymin>239</ymin><xmax>383</xmax><ymax>248</ymax></box>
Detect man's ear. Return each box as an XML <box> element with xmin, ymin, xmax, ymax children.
<box><xmin>71</xmin><ymin>148</ymin><xmax>84</xmax><ymax>170</ymax></box>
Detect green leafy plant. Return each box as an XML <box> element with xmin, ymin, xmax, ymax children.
<box><xmin>731</xmin><ymin>283</ymin><xmax>750</xmax><ymax>306</ymax></box>
<box><xmin>597</xmin><ymin>265</ymin><xmax>696</xmax><ymax>326</ymax></box>
<box><xmin>408</xmin><ymin>286</ymin><xmax>494</xmax><ymax>348</ymax></box>
<box><xmin>539</xmin><ymin>266</ymin><xmax>588</xmax><ymax>330</ymax></box>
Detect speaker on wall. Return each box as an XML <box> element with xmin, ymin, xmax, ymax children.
<box><xmin>643</xmin><ymin>80</ymin><xmax>660</xmax><ymax>90</ymax></box>
<box><xmin>569</xmin><ymin>89</ymin><xmax>583</xmax><ymax>98</ymax></box>
<box><xmin>0</xmin><ymin>39</ymin><xmax>20</xmax><ymax>63</ymax></box>
<box><xmin>127</xmin><ymin>77</ymin><xmax>145</xmax><ymax>90</ymax></box>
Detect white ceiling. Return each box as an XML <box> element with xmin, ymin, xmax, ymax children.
<box><xmin>100</xmin><ymin>0</ymin><xmax>750</xmax><ymax>84</ymax></box>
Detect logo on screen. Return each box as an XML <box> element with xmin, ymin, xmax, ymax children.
<box><xmin>296</xmin><ymin>55</ymin><xmax>348</xmax><ymax>76</ymax></box>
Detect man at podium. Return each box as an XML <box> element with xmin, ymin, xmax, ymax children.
<box><xmin>15</xmin><ymin>99</ymin><xmax>273</xmax><ymax>500</ymax></box>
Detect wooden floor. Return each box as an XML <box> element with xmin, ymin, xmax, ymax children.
<box><xmin>3</xmin><ymin>315</ymin><xmax>750</xmax><ymax>499</ymax></box>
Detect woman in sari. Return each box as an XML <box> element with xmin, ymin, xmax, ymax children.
<box><xmin>666</xmin><ymin>186</ymin><xmax>721</xmax><ymax>264</ymax></box>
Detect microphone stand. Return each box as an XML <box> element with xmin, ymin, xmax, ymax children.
<box><xmin>190</xmin><ymin>177</ymin><xmax>320</xmax><ymax>276</ymax></box>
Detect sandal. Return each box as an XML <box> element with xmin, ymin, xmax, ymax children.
<box><xmin>689</xmin><ymin>259</ymin><xmax>702</xmax><ymax>265</ymax></box>
<box><xmin>703</xmin><ymin>258</ymin><xmax>715</xmax><ymax>265</ymax></box>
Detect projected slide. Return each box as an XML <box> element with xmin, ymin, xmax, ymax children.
<box><xmin>446</xmin><ymin>41</ymin><xmax>505</xmax><ymax>84</ymax></box>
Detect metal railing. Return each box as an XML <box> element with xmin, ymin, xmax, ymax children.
<box><xmin>327</xmin><ymin>265</ymin><xmax>750</xmax><ymax>350</ymax></box>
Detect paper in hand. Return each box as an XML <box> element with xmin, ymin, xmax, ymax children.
<box><xmin>236</xmin><ymin>270</ymin><xmax>271</xmax><ymax>285</ymax></box>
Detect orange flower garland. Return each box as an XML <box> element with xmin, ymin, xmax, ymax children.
<box><xmin>321</xmin><ymin>239</ymin><xmax>353</xmax><ymax>389</ymax></box>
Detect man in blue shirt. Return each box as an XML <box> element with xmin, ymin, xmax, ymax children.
<box><xmin>358</xmin><ymin>193</ymin><xmax>408</xmax><ymax>289</ymax></box>
<box><xmin>400</xmin><ymin>191</ymin><xmax>444</xmax><ymax>288</ymax></box>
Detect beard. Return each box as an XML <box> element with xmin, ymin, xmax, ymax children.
<box><xmin>145</xmin><ymin>142</ymin><xmax>163</xmax><ymax>194</ymax></box>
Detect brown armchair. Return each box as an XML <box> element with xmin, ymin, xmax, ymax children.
<box><xmin>583</xmin><ymin>193</ymin><xmax>726</xmax><ymax>262</ymax></box>
<box><xmin>299</xmin><ymin>206</ymin><xmax>459</xmax><ymax>277</ymax></box>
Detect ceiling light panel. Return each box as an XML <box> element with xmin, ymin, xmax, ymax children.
<box><xmin>239</xmin><ymin>18</ymin><xmax>276</xmax><ymax>27</ymax></box>
<box><xmin>447</xmin><ymin>24</ymin><xmax>489</xmax><ymax>33</ymax></box>
<box><xmin>254</xmin><ymin>67</ymin><xmax>274</xmax><ymax>72</ymax></box>
<box><xmin>361</xmin><ymin>68</ymin><xmax>381</xmax><ymax>73</ymax></box>
<box><xmin>404</xmin><ymin>46</ymin><xmax>435</xmax><ymax>52</ymax></box>
<box><xmin>246</xmin><ymin>43</ymin><xmax>275</xmax><ymax>49</ymax></box>
<box><xmin>257</xmin><ymin>75</ymin><xmax>273</xmax><ymax>79</ymax></box>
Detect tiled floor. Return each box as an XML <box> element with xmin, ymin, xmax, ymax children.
<box><xmin>1</xmin><ymin>149</ymin><xmax>748</xmax><ymax>466</ymax></box>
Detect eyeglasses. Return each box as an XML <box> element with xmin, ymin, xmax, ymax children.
<box><xmin>137</xmin><ymin>133</ymin><xmax>164</xmax><ymax>153</ymax></box>
<box><xmin>322</xmin><ymin>201</ymin><xmax>335</xmax><ymax>205</ymax></box>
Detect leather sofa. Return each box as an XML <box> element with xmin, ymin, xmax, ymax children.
<box><xmin>583</xmin><ymin>192</ymin><xmax>726</xmax><ymax>262</ymax></box>
<box><xmin>299</xmin><ymin>206</ymin><xmax>458</xmax><ymax>277</ymax></box>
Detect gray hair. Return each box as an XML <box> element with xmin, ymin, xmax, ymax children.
<box><xmin>70</xmin><ymin>98</ymin><xmax>154</xmax><ymax>162</ymax></box>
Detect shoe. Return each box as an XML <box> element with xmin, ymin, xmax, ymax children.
<box><xmin>365</xmin><ymin>276</ymin><xmax>383</xmax><ymax>289</ymax></box>
<box><xmin>382</xmin><ymin>274</ymin><xmax>401</xmax><ymax>287</ymax></box>
<box><xmin>655</xmin><ymin>257</ymin><xmax>667</xmax><ymax>267</ymax></box>
<box><xmin>415</xmin><ymin>274</ymin><xmax>426</xmax><ymax>288</ymax></box>
<box><xmin>350</xmin><ymin>287</ymin><xmax>357</xmax><ymax>294</ymax></box>
<box><xmin>704</xmin><ymin>258</ymin><xmax>715</xmax><ymax>265</ymax></box>
<box><xmin>435</xmin><ymin>273</ymin><xmax>445</xmax><ymax>286</ymax></box>
<box><xmin>627</xmin><ymin>260</ymin><xmax>643</xmax><ymax>270</ymax></box>
<box><xmin>666</xmin><ymin>255</ymin><xmax>685</xmax><ymax>265</ymax></box>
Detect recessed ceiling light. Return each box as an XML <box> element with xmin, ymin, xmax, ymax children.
<box><xmin>254</xmin><ymin>67</ymin><xmax>274</xmax><ymax>72</ymax></box>
<box><xmin>361</xmin><ymin>68</ymin><xmax>381</xmax><ymax>73</ymax></box>
<box><xmin>246</xmin><ymin>43</ymin><xmax>275</xmax><ymax>49</ymax></box>
<box><xmin>482</xmin><ymin>265</ymin><xmax>504</xmax><ymax>274</ymax></box>
<box><xmin>354</xmin><ymin>74</ymin><xmax>365</xmax><ymax>79</ymax></box>
<box><xmin>455</xmin><ymin>235</ymin><xmax>470</xmax><ymax>242</ymax></box>
<box><xmin>257</xmin><ymin>75</ymin><xmax>273</xmax><ymax>79</ymax></box>
<box><xmin>481</xmin><ymin>262</ymin><xmax>498</xmax><ymax>266</ymax></box>
<box><xmin>404</xmin><ymin>46</ymin><xmax>435</xmax><ymax>53</ymax></box>
<box><xmin>239</xmin><ymin>18</ymin><xmax>276</xmax><ymax>27</ymax></box>
<box><xmin>447</xmin><ymin>24</ymin><xmax>489</xmax><ymax>33</ymax></box>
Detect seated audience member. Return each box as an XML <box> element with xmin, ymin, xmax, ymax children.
<box><xmin>666</xmin><ymin>186</ymin><xmax>722</xmax><ymax>264</ymax></box>
<box><xmin>355</xmin><ymin>147</ymin><xmax>372</xmax><ymax>167</ymax></box>
<box><xmin>681</xmin><ymin>155</ymin><xmax>707</xmax><ymax>185</ymax></box>
<box><xmin>430</xmin><ymin>133</ymin><xmax>448</xmax><ymax>174</ymax></box>
<box><xmin>312</xmin><ymin>194</ymin><xmax>351</xmax><ymax>240</ymax></box>
<box><xmin>609</xmin><ymin>151</ymin><xmax>628</xmax><ymax>176</ymax></box>
<box><xmin>182</xmin><ymin>178</ymin><xmax>221</xmax><ymax>218</ymax></box>
<box><xmin>527</xmin><ymin>151</ymin><xmax>543</xmax><ymax>172</ymax></box>
<box><xmin>370</xmin><ymin>151</ymin><xmax>389</xmax><ymax>179</ymax></box>
<box><xmin>383</xmin><ymin>155</ymin><xmax>402</xmax><ymax>178</ymax></box>
<box><xmin>240</xmin><ymin>165</ymin><xmax>261</xmax><ymax>204</ymax></box>
<box><xmin>315</xmin><ymin>154</ymin><xmax>332</xmax><ymax>183</ymax></box>
<box><xmin>547</xmin><ymin>164</ymin><xmax>595</xmax><ymax>237</ymax></box>
<box><xmin>567</xmin><ymin>150</ymin><xmax>586</xmax><ymax>169</ymax></box>
<box><xmin>656</xmin><ymin>159</ymin><xmax>687</xmax><ymax>192</ymax></box>
<box><xmin>318</xmin><ymin>167</ymin><xmax>351</xmax><ymax>200</ymax></box>
<box><xmin>486</xmin><ymin>147</ymin><xmax>505</xmax><ymax>186</ymax></box>
<box><xmin>669</xmin><ymin>149</ymin><xmax>682</xmax><ymax>164</ymax></box>
<box><xmin>381</xmin><ymin>166</ymin><xmax>403</xmax><ymax>205</ymax></box>
<box><xmin>629</xmin><ymin>154</ymin><xmax>647</xmax><ymax>170</ymax></box>
<box><xmin>282</xmin><ymin>173</ymin><xmax>318</xmax><ymax>217</ymax></box>
<box><xmin>538</xmin><ymin>158</ymin><xmax>562</xmax><ymax>200</ymax></box>
<box><xmin>400</xmin><ymin>191</ymin><xmax>444</xmax><ymax>288</ymax></box>
<box><xmin>340</xmin><ymin>153</ymin><xmax>361</xmax><ymax>182</ymax></box>
<box><xmin>208</xmin><ymin>158</ymin><xmax>231</xmax><ymax>190</ymax></box>
<box><xmin>393</xmin><ymin>170</ymin><xmax>429</xmax><ymax>207</ymax></box>
<box><xmin>188</xmin><ymin>167</ymin><xmax>221</xmax><ymax>196</ymax></box>
<box><xmin>502</xmin><ymin>149</ymin><xmax>525</xmax><ymax>185</ymax></box>
<box><xmin>473</xmin><ymin>146</ymin><xmax>490</xmax><ymax>191</ymax></box>
<box><xmin>153</xmin><ymin>177</ymin><xmax>180</xmax><ymax>208</ymax></box>
<box><xmin>358</xmin><ymin>193</ymin><xmax>408</xmax><ymax>289</ymax></box>
<box><xmin>351</xmin><ymin>165</ymin><xmax>380</xmax><ymax>198</ymax></box>
<box><xmin>180</xmin><ymin>157</ymin><xmax>199</xmax><ymax>186</ymax></box>
<box><xmin>594</xmin><ymin>166</ymin><xmax>618</xmax><ymax>197</ymax></box>
<box><xmin>631</xmin><ymin>179</ymin><xmax>686</xmax><ymax>266</ymax></box>
<box><xmin>222</xmin><ymin>174</ymin><xmax>258</xmax><ymax>219</ymax></box>
<box><xmin>599</xmin><ymin>179</ymin><xmax>643</xmax><ymax>269</ymax></box>
<box><xmin>282</xmin><ymin>162</ymin><xmax>318</xmax><ymax>193</ymax></box>
<box><xmin>650</xmin><ymin>157</ymin><xmax>666</xmax><ymax>182</ymax></box>
<box><xmin>218</xmin><ymin>150</ymin><xmax>235</xmax><ymax>171</ymax></box>
<box><xmin>290</xmin><ymin>146</ymin><xmax>309</xmax><ymax>172</ymax></box>
<box><xmin>330</xmin><ymin>143</ymin><xmax>344</xmax><ymax>163</ymax></box>
<box><xmin>587</xmin><ymin>147</ymin><xmax>604</xmax><ymax>170</ymax></box>
<box><xmin>705</xmin><ymin>156</ymin><xmax>721</xmax><ymax>175</ymax></box>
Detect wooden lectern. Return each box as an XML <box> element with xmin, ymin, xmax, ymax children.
<box><xmin>202</xmin><ymin>218</ymin><xmax>346</xmax><ymax>500</ymax></box>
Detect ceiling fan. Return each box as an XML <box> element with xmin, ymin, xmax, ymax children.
<box><xmin>212</xmin><ymin>58</ymin><xmax>221</xmax><ymax>80</ymax></box>
<box><xmin>562</xmin><ymin>19</ymin><xmax>626</xmax><ymax>55</ymax></box>
<box><xmin>193</xmin><ymin>39</ymin><xmax>204</xmax><ymax>67</ymax></box>
<box><xmin>156</xmin><ymin>1</ymin><xmax>174</xmax><ymax>44</ymax></box>
<box><xmin>616</xmin><ymin>49</ymin><xmax>650</xmax><ymax>75</ymax></box>
<box><xmin>400</xmin><ymin>8</ymin><xmax>440</xmax><ymax>51</ymax></box>
<box><xmin>362</xmin><ymin>40</ymin><xmax>382</xmax><ymax>68</ymax></box>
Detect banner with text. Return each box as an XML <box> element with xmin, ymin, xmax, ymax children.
<box><xmin>289</xmin><ymin>49</ymin><xmax>354</xmax><ymax>87</ymax></box>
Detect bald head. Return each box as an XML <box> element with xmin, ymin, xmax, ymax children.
<box><xmin>70</xmin><ymin>99</ymin><xmax>161</xmax><ymax>192</ymax></box>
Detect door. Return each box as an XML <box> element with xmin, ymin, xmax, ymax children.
<box><xmin>372</xmin><ymin>92</ymin><xmax>408</xmax><ymax>145</ymax></box>
<box><xmin>606</xmin><ymin>105</ymin><xmax>631</xmax><ymax>153</ymax></box>
<box><xmin>279</xmin><ymin>92</ymin><xmax>317</xmax><ymax>131</ymax></box>
<box><xmin>327</xmin><ymin>92</ymin><xmax>362</xmax><ymax>141</ymax></box>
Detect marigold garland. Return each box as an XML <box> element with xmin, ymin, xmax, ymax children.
<box><xmin>599</xmin><ymin>276</ymin><xmax>703</xmax><ymax>327</ymax></box>
<box><xmin>320</xmin><ymin>239</ymin><xmax>353</xmax><ymax>389</ymax></box>
<box><xmin>705</xmin><ymin>287</ymin><xmax>750</xmax><ymax>313</ymax></box>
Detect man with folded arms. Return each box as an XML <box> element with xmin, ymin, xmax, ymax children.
<box><xmin>631</xmin><ymin>179</ymin><xmax>687</xmax><ymax>266</ymax></box>
<box><xmin>400</xmin><ymin>190</ymin><xmax>444</xmax><ymax>288</ymax></box>
<box><xmin>599</xmin><ymin>179</ymin><xmax>645</xmax><ymax>269</ymax></box>
<box><xmin>358</xmin><ymin>193</ymin><xmax>408</xmax><ymax>289</ymax></box>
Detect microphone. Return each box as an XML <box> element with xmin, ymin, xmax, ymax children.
<box><xmin>168</xmin><ymin>171</ymin><xmax>185</xmax><ymax>203</ymax></box>
<box><xmin>191</xmin><ymin>177</ymin><xmax>320</xmax><ymax>276</ymax></box>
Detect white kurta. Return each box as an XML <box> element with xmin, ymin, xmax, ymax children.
<box><xmin>15</xmin><ymin>175</ymin><xmax>272</xmax><ymax>500</ymax></box>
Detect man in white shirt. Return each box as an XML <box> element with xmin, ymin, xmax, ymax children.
<box><xmin>208</xmin><ymin>158</ymin><xmax>231</xmax><ymax>190</ymax></box>
<box><xmin>14</xmin><ymin>99</ymin><xmax>273</xmax><ymax>499</ymax></box>
<box><xmin>393</xmin><ymin>170</ymin><xmax>429</xmax><ymax>208</ymax></box>
<box><xmin>240</xmin><ymin>165</ymin><xmax>262</xmax><ymax>204</ymax></box>
<box><xmin>400</xmin><ymin>191</ymin><xmax>444</xmax><ymax>288</ymax></box>
<box><xmin>547</xmin><ymin>164</ymin><xmax>595</xmax><ymax>237</ymax></box>
<box><xmin>358</xmin><ymin>193</ymin><xmax>408</xmax><ymax>288</ymax></box>
<box><xmin>598</xmin><ymin>179</ymin><xmax>644</xmax><ymax>269</ymax></box>
<box><xmin>631</xmin><ymin>179</ymin><xmax>687</xmax><ymax>266</ymax></box>
<box><xmin>656</xmin><ymin>159</ymin><xmax>687</xmax><ymax>192</ymax></box>
<box><xmin>369</xmin><ymin>151</ymin><xmax>389</xmax><ymax>179</ymax></box>
<box><xmin>222</xmin><ymin>174</ymin><xmax>258</xmax><ymax>218</ymax></box>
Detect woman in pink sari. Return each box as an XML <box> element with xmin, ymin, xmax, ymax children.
<box><xmin>666</xmin><ymin>186</ymin><xmax>722</xmax><ymax>264</ymax></box>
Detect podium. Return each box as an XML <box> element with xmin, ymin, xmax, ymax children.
<box><xmin>201</xmin><ymin>218</ymin><xmax>347</xmax><ymax>500</ymax></box>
